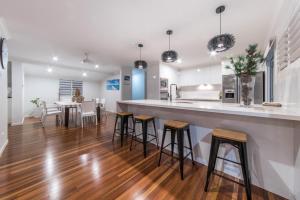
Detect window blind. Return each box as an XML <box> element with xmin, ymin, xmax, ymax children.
<box><xmin>277</xmin><ymin>6</ymin><xmax>300</xmax><ymax>71</ymax></box>
<box><xmin>59</xmin><ymin>79</ymin><xmax>83</xmax><ymax>97</ymax></box>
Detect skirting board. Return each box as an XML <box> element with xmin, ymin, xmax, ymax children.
<box><xmin>11</xmin><ymin>117</ymin><xmax>24</xmax><ymax>126</ymax></box>
<box><xmin>0</xmin><ymin>139</ymin><xmax>8</xmax><ymax>157</ymax></box>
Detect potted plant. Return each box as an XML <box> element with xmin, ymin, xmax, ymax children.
<box><xmin>226</xmin><ymin>44</ymin><xmax>264</xmax><ymax>106</ymax></box>
<box><xmin>30</xmin><ymin>97</ymin><xmax>42</xmax><ymax>118</ymax></box>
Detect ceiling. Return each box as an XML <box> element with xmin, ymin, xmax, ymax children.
<box><xmin>0</xmin><ymin>0</ymin><xmax>283</xmax><ymax>73</ymax></box>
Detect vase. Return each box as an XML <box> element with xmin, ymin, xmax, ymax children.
<box><xmin>32</xmin><ymin>107</ymin><xmax>42</xmax><ymax>118</ymax></box>
<box><xmin>239</xmin><ymin>74</ymin><xmax>256</xmax><ymax>106</ymax></box>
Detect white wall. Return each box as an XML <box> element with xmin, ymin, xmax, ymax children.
<box><xmin>24</xmin><ymin>75</ymin><xmax>102</xmax><ymax>117</ymax></box>
<box><xmin>0</xmin><ymin>59</ymin><xmax>8</xmax><ymax>157</ymax></box>
<box><xmin>268</xmin><ymin>0</ymin><xmax>300</xmax><ymax>199</ymax></box>
<box><xmin>178</xmin><ymin>65</ymin><xmax>222</xmax><ymax>86</ymax></box>
<box><xmin>269</xmin><ymin>0</ymin><xmax>300</xmax><ymax>106</ymax></box>
<box><xmin>99</xmin><ymin>73</ymin><xmax>121</xmax><ymax>113</ymax></box>
<box><xmin>159</xmin><ymin>63</ymin><xmax>179</xmax><ymax>94</ymax></box>
<box><xmin>120</xmin><ymin>67</ymin><xmax>132</xmax><ymax>101</ymax></box>
<box><xmin>146</xmin><ymin>62</ymin><xmax>160</xmax><ymax>100</ymax></box>
<box><xmin>24</xmin><ymin>76</ymin><xmax>59</xmax><ymax>116</ymax></box>
<box><xmin>11</xmin><ymin>61</ymin><xmax>24</xmax><ymax>125</ymax></box>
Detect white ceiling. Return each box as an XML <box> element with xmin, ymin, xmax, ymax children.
<box><xmin>0</xmin><ymin>0</ymin><xmax>283</xmax><ymax>74</ymax></box>
<box><xmin>23</xmin><ymin>62</ymin><xmax>110</xmax><ymax>82</ymax></box>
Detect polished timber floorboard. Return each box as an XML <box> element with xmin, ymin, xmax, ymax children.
<box><xmin>0</xmin><ymin>115</ymin><xmax>286</xmax><ymax>200</ymax></box>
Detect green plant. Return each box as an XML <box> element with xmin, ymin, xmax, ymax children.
<box><xmin>30</xmin><ymin>98</ymin><xmax>41</xmax><ymax>108</ymax></box>
<box><xmin>226</xmin><ymin>44</ymin><xmax>264</xmax><ymax>77</ymax></box>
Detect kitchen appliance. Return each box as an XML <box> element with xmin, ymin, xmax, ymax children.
<box><xmin>222</xmin><ymin>74</ymin><xmax>238</xmax><ymax>103</ymax></box>
<box><xmin>160</xmin><ymin>78</ymin><xmax>169</xmax><ymax>100</ymax></box>
<box><xmin>222</xmin><ymin>72</ymin><xmax>265</xmax><ymax>104</ymax></box>
<box><xmin>170</xmin><ymin>84</ymin><xmax>177</xmax><ymax>101</ymax></box>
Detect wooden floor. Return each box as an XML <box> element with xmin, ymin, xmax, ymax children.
<box><xmin>0</xmin><ymin>115</ymin><xmax>286</xmax><ymax>200</ymax></box>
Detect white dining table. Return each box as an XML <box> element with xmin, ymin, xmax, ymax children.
<box><xmin>55</xmin><ymin>101</ymin><xmax>102</xmax><ymax>128</ymax></box>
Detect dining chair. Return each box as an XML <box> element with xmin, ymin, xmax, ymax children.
<box><xmin>100</xmin><ymin>98</ymin><xmax>108</xmax><ymax>121</ymax></box>
<box><xmin>79</xmin><ymin>100</ymin><xmax>97</xmax><ymax>128</ymax></box>
<box><xmin>41</xmin><ymin>101</ymin><xmax>63</xmax><ymax>127</ymax></box>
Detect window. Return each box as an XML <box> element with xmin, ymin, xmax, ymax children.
<box><xmin>277</xmin><ymin>6</ymin><xmax>300</xmax><ymax>71</ymax></box>
<box><xmin>59</xmin><ymin>79</ymin><xmax>83</xmax><ymax>99</ymax></box>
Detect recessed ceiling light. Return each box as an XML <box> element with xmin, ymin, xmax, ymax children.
<box><xmin>95</xmin><ymin>64</ymin><xmax>99</xmax><ymax>69</ymax></box>
<box><xmin>176</xmin><ymin>59</ymin><xmax>182</xmax><ymax>64</ymax></box>
<box><xmin>82</xmin><ymin>72</ymin><xmax>87</xmax><ymax>77</ymax></box>
<box><xmin>52</xmin><ymin>56</ymin><xmax>58</xmax><ymax>61</ymax></box>
<box><xmin>197</xmin><ymin>68</ymin><xmax>201</xmax><ymax>72</ymax></box>
<box><xmin>47</xmin><ymin>68</ymin><xmax>53</xmax><ymax>73</ymax></box>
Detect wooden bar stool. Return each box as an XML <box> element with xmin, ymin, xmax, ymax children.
<box><xmin>158</xmin><ymin>120</ymin><xmax>195</xmax><ymax>180</ymax></box>
<box><xmin>113</xmin><ymin>112</ymin><xmax>134</xmax><ymax>146</ymax></box>
<box><xmin>130</xmin><ymin>115</ymin><xmax>159</xmax><ymax>158</ymax></box>
<box><xmin>205</xmin><ymin>128</ymin><xmax>251</xmax><ymax>200</ymax></box>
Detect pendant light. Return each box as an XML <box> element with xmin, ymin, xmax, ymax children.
<box><xmin>207</xmin><ymin>6</ymin><xmax>235</xmax><ymax>54</ymax></box>
<box><xmin>161</xmin><ymin>30</ymin><xmax>178</xmax><ymax>63</ymax></box>
<box><xmin>134</xmin><ymin>43</ymin><xmax>147</xmax><ymax>69</ymax></box>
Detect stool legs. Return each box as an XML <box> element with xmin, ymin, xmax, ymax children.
<box><xmin>170</xmin><ymin>129</ymin><xmax>176</xmax><ymax>159</ymax></box>
<box><xmin>239</xmin><ymin>142</ymin><xmax>252</xmax><ymax>200</ymax></box>
<box><xmin>142</xmin><ymin>120</ymin><xmax>148</xmax><ymax>158</ymax></box>
<box><xmin>120</xmin><ymin>116</ymin><xmax>125</xmax><ymax>146</ymax></box>
<box><xmin>129</xmin><ymin>120</ymin><xmax>136</xmax><ymax>151</ymax></box>
<box><xmin>186</xmin><ymin>128</ymin><xmax>195</xmax><ymax>165</ymax></box>
<box><xmin>112</xmin><ymin>115</ymin><xmax>119</xmax><ymax>142</ymax></box>
<box><xmin>177</xmin><ymin>128</ymin><xmax>184</xmax><ymax>180</ymax></box>
<box><xmin>205</xmin><ymin>137</ymin><xmax>220</xmax><ymax>191</ymax></box>
<box><xmin>158</xmin><ymin>127</ymin><xmax>167</xmax><ymax>166</ymax></box>
<box><xmin>152</xmin><ymin>119</ymin><xmax>159</xmax><ymax>149</ymax></box>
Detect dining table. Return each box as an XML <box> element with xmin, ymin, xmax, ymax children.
<box><xmin>55</xmin><ymin>101</ymin><xmax>102</xmax><ymax>128</ymax></box>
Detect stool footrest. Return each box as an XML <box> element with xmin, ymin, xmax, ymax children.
<box><xmin>160</xmin><ymin>150</ymin><xmax>192</xmax><ymax>162</ymax></box>
<box><xmin>217</xmin><ymin>156</ymin><xmax>241</xmax><ymax>165</ymax></box>
<box><xmin>132</xmin><ymin>136</ymin><xmax>157</xmax><ymax>144</ymax></box>
<box><xmin>213</xmin><ymin>171</ymin><xmax>245</xmax><ymax>186</ymax></box>
<box><xmin>162</xmin><ymin>143</ymin><xmax>193</xmax><ymax>151</ymax></box>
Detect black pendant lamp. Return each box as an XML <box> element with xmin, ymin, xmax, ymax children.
<box><xmin>161</xmin><ymin>30</ymin><xmax>178</xmax><ymax>63</ymax></box>
<box><xmin>207</xmin><ymin>6</ymin><xmax>235</xmax><ymax>54</ymax></box>
<box><xmin>134</xmin><ymin>43</ymin><xmax>147</xmax><ymax>69</ymax></box>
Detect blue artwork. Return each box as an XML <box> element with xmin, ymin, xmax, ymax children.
<box><xmin>106</xmin><ymin>79</ymin><xmax>120</xmax><ymax>90</ymax></box>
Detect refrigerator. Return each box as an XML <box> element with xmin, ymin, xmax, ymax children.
<box><xmin>222</xmin><ymin>71</ymin><xmax>265</xmax><ymax>104</ymax></box>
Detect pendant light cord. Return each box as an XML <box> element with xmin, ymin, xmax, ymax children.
<box><xmin>139</xmin><ymin>46</ymin><xmax>141</xmax><ymax>60</ymax></box>
<box><xmin>219</xmin><ymin>11</ymin><xmax>222</xmax><ymax>35</ymax></box>
<box><xmin>169</xmin><ymin>34</ymin><xmax>171</xmax><ymax>50</ymax></box>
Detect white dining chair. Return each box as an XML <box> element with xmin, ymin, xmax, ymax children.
<box><xmin>41</xmin><ymin>101</ymin><xmax>63</xmax><ymax>128</ymax></box>
<box><xmin>100</xmin><ymin>98</ymin><xmax>108</xmax><ymax>121</ymax></box>
<box><xmin>79</xmin><ymin>100</ymin><xmax>97</xmax><ymax>128</ymax></box>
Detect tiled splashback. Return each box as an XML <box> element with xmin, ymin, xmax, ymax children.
<box><xmin>178</xmin><ymin>84</ymin><xmax>221</xmax><ymax>100</ymax></box>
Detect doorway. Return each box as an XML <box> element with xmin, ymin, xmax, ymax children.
<box><xmin>132</xmin><ymin>69</ymin><xmax>145</xmax><ymax>100</ymax></box>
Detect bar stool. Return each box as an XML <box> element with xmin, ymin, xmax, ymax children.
<box><xmin>113</xmin><ymin>112</ymin><xmax>134</xmax><ymax>146</ymax></box>
<box><xmin>130</xmin><ymin>115</ymin><xmax>159</xmax><ymax>158</ymax></box>
<box><xmin>158</xmin><ymin>120</ymin><xmax>194</xmax><ymax>180</ymax></box>
<box><xmin>205</xmin><ymin>128</ymin><xmax>251</xmax><ymax>200</ymax></box>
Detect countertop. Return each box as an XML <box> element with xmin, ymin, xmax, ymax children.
<box><xmin>118</xmin><ymin>100</ymin><xmax>300</xmax><ymax>122</ymax></box>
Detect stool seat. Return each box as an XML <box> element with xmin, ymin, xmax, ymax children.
<box><xmin>213</xmin><ymin>128</ymin><xmax>247</xmax><ymax>142</ymax></box>
<box><xmin>135</xmin><ymin>115</ymin><xmax>154</xmax><ymax>121</ymax></box>
<box><xmin>165</xmin><ymin>120</ymin><xmax>189</xmax><ymax>129</ymax></box>
<box><xmin>117</xmin><ymin>112</ymin><xmax>133</xmax><ymax>116</ymax></box>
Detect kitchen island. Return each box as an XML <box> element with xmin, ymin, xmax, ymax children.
<box><xmin>117</xmin><ymin>100</ymin><xmax>300</xmax><ymax>199</ymax></box>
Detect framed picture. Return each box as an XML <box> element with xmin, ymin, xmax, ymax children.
<box><xmin>106</xmin><ymin>79</ymin><xmax>120</xmax><ymax>90</ymax></box>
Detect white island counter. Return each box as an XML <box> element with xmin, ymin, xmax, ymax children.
<box><xmin>117</xmin><ymin>100</ymin><xmax>300</xmax><ymax>199</ymax></box>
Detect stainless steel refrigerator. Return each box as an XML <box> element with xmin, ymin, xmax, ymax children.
<box><xmin>222</xmin><ymin>71</ymin><xmax>265</xmax><ymax>104</ymax></box>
